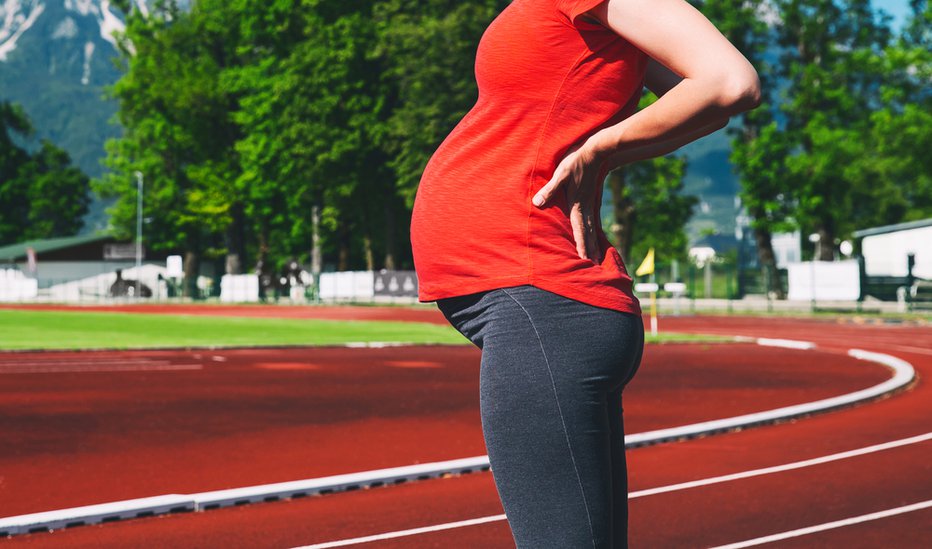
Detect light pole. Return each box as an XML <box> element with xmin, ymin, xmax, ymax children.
<box><xmin>808</xmin><ymin>232</ymin><xmax>820</xmax><ymax>311</ymax></box>
<box><xmin>135</xmin><ymin>171</ymin><xmax>144</xmax><ymax>299</ymax></box>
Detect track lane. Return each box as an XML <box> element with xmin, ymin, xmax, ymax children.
<box><xmin>2</xmin><ymin>314</ymin><xmax>928</xmax><ymax>547</ymax></box>
<box><xmin>0</xmin><ymin>344</ymin><xmax>887</xmax><ymax>517</ymax></box>
<box><xmin>6</xmin><ymin>433</ymin><xmax>928</xmax><ymax>548</ymax></box>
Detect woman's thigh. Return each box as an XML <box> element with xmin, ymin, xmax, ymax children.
<box><xmin>437</xmin><ymin>285</ymin><xmax>644</xmax><ymax>548</ymax></box>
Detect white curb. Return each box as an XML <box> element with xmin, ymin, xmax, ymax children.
<box><xmin>0</xmin><ymin>495</ymin><xmax>195</xmax><ymax>536</ymax></box>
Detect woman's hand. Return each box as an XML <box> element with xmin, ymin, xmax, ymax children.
<box><xmin>532</xmin><ymin>142</ymin><xmax>606</xmax><ymax>263</ymax></box>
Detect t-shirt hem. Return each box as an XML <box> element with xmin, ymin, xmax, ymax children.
<box><xmin>418</xmin><ymin>275</ymin><xmax>642</xmax><ymax>316</ymax></box>
<box><xmin>418</xmin><ymin>275</ymin><xmax>534</xmax><ymax>303</ymax></box>
<box><xmin>530</xmin><ymin>278</ymin><xmax>643</xmax><ymax>316</ymax></box>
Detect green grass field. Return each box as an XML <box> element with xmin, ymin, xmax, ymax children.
<box><xmin>0</xmin><ymin>310</ymin><xmax>731</xmax><ymax>351</ymax></box>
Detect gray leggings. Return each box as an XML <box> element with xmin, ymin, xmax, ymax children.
<box><xmin>437</xmin><ymin>284</ymin><xmax>645</xmax><ymax>548</ymax></box>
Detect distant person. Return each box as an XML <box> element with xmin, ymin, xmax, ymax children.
<box><xmin>255</xmin><ymin>259</ymin><xmax>275</xmax><ymax>302</ymax></box>
<box><xmin>410</xmin><ymin>0</ymin><xmax>760</xmax><ymax>546</ymax></box>
<box><xmin>109</xmin><ymin>269</ymin><xmax>152</xmax><ymax>298</ymax></box>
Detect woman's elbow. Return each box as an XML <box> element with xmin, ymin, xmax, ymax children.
<box><xmin>719</xmin><ymin>68</ymin><xmax>762</xmax><ymax>111</ymax></box>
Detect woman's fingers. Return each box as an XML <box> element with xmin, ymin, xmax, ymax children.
<box><xmin>570</xmin><ymin>202</ymin><xmax>588</xmax><ymax>259</ymax></box>
<box><xmin>533</xmin><ymin>173</ymin><xmax>564</xmax><ymax>207</ymax></box>
<box><xmin>535</xmin><ymin>142</ymin><xmax>605</xmax><ymax>261</ymax></box>
<box><xmin>567</xmin><ymin>185</ymin><xmax>604</xmax><ymax>262</ymax></box>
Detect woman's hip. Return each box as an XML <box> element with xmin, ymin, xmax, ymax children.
<box><xmin>437</xmin><ymin>284</ymin><xmax>644</xmax><ymax>386</ymax></box>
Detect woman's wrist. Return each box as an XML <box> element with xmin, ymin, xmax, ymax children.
<box><xmin>583</xmin><ymin>127</ymin><xmax>622</xmax><ymax>167</ymax></box>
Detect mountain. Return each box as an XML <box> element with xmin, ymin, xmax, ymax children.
<box><xmin>0</xmin><ymin>1</ymin><xmax>804</xmax><ymax>243</ymax></box>
<box><xmin>0</xmin><ymin>0</ymin><xmax>153</xmax><ymax>232</ymax></box>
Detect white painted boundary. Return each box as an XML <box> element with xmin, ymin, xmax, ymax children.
<box><xmin>293</xmin><ymin>432</ymin><xmax>932</xmax><ymax>549</ymax></box>
<box><xmin>0</xmin><ymin>339</ymin><xmax>916</xmax><ymax>537</ymax></box>
<box><xmin>626</xmin><ymin>346</ymin><xmax>915</xmax><ymax>447</ymax></box>
<box><xmin>298</xmin><ymin>514</ymin><xmax>509</xmax><ymax>549</ymax></box>
<box><xmin>708</xmin><ymin>499</ymin><xmax>932</xmax><ymax>548</ymax></box>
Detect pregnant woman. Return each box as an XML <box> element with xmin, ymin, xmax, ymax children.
<box><xmin>410</xmin><ymin>0</ymin><xmax>761</xmax><ymax>546</ymax></box>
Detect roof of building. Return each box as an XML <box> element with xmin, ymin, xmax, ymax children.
<box><xmin>0</xmin><ymin>233</ymin><xmax>114</xmax><ymax>261</ymax></box>
<box><xmin>853</xmin><ymin>218</ymin><xmax>932</xmax><ymax>239</ymax></box>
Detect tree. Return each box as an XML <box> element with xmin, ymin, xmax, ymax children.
<box><xmin>696</xmin><ymin>0</ymin><xmax>791</xmax><ymax>296</ymax></box>
<box><xmin>96</xmin><ymin>1</ymin><xmax>243</xmax><ymax>295</ymax></box>
<box><xmin>606</xmin><ymin>152</ymin><xmax>696</xmax><ymax>265</ymax></box>
<box><xmin>0</xmin><ymin>101</ymin><xmax>89</xmax><ymax>245</ymax></box>
<box><xmin>844</xmin><ymin>0</ymin><xmax>931</xmax><ymax>224</ymax></box>
<box><xmin>0</xmin><ymin>101</ymin><xmax>33</xmax><ymax>245</ymax></box>
<box><xmin>605</xmin><ymin>91</ymin><xmax>697</xmax><ymax>268</ymax></box>
<box><xmin>22</xmin><ymin>141</ymin><xmax>91</xmax><ymax>240</ymax></box>
<box><xmin>773</xmin><ymin>0</ymin><xmax>893</xmax><ymax>260</ymax></box>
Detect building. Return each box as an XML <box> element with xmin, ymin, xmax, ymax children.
<box><xmin>853</xmin><ymin>218</ymin><xmax>931</xmax><ymax>279</ymax></box>
<box><xmin>0</xmin><ymin>233</ymin><xmax>171</xmax><ymax>301</ymax></box>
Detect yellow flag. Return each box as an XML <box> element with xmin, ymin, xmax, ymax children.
<box><xmin>635</xmin><ymin>247</ymin><xmax>654</xmax><ymax>277</ymax></box>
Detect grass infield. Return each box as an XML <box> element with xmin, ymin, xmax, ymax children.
<box><xmin>0</xmin><ymin>309</ymin><xmax>731</xmax><ymax>351</ymax></box>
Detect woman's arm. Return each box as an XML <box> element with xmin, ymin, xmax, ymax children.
<box><xmin>533</xmin><ymin>0</ymin><xmax>761</xmax><ymax>262</ymax></box>
<box><xmin>585</xmin><ymin>0</ymin><xmax>760</xmax><ymax>168</ymax></box>
<box><xmin>614</xmin><ymin>55</ymin><xmax>729</xmax><ymax>166</ymax></box>
<box><xmin>643</xmin><ymin>56</ymin><xmax>683</xmax><ymax>98</ymax></box>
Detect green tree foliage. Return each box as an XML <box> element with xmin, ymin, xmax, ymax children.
<box><xmin>607</xmin><ymin>152</ymin><xmax>696</xmax><ymax>265</ymax></box>
<box><xmin>96</xmin><ymin>0</ymin><xmax>244</xmax><ymax>294</ymax></box>
<box><xmin>606</xmin><ymin>93</ymin><xmax>697</xmax><ymax>265</ymax></box>
<box><xmin>773</xmin><ymin>0</ymin><xmax>894</xmax><ymax>260</ymax></box>
<box><xmin>0</xmin><ymin>102</ymin><xmax>33</xmax><ymax>244</ymax></box>
<box><xmin>373</xmin><ymin>0</ymin><xmax>507</xmax><ymax>207</ymax></box>
<box><xmin>697</xmin><ymin>0</ymin><xmax>791</xmax><ymax>296</ymax></box>
<box><xmin>845</xmin><ymin>0</ymin><xmax>931</xmax><ymax>224</ymax></box>
<box><xmin>98</xmin><ymin>0</ymin><xmax>507</xmax><ymax>277</ymax></box>
<box><xmin>232</xmin><ymin>0</ymin><xmax>394</xmax><ymax>271</ymax></box>
<box><xmin>0</xmin><ymin>101</ymin><xmax>89</xmax><ymax>246</ymax></box>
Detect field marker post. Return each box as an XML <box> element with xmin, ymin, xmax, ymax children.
<box><xmin>134</xmin><ymin>171</ymin><xmax>144</xmax><ymax>300</ymax></box>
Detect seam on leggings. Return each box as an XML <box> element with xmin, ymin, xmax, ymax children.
<box><xmin>501</xmin><ymin>287</ymin><xmax>597</xmax><ymax>548</ymax></box>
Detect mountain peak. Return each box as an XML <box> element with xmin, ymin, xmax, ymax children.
<box><xmin>0</xmin><ymin>0</ymin><xmax>155</xmax><ymax>62</ymax></box>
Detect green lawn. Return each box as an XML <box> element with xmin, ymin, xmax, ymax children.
<box><xmin>0</xmin><ymin>309</ymin><xmax>731</xmax><ymax>351</ymax></box>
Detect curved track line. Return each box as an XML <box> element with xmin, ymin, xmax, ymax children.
<box><xmin>296</xmin><ymin>514</ymin><xmax>509</xmax><ymax>549</ymax></box>
<box><xmin>0</xmin><ymin>340</ymin><xmax>915</xmax><ymax>537</ymax></box>
<box><xmin>708</xmin><ymin>499</ymin><xmax>932</xmax><ymax>549</ymax></box>
<box><xmin>290</xmin><ymin>432</ymin><xmax>932</xmax><ymax>549</ymax></box>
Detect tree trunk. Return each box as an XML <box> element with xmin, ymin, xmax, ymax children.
<box><xmin>361</xmin><ymin>199</ymin><xmax>374</xmax><ymax>271</ymax></box>
<box><xmin>183</xmin><ymin>249</ymin><xmax>200</xmax><ymax>298</ymax></box>
<box><xmin>750</xmin><ymin>213</ymin><xmax>785</xmax><ymax>298</ymax></box>
<box><xmin>383</xmin><ymin>194</ymin><xmax>396</xmax><ymax>270</ymax></box>
<box><xmin>338</xmin><ymin>217</ymin><xmax>350</xmax><ymax>271</ymax></box>
<box><xmin>817</xmin><ymin>224</ymin><xmax>835</xmax><ymax>261</ymax></box>
<box><xmin>224</xmin><ymin>202</ymin><xmax>245</xmax><ymax>275</ymax></box>
<box><xmin>608</xmin><ymin>169</ymin><xmax>636</xmax><ymax>264</ymax></box>
<box><xmin>310</xmin><ymin>203</ymin><xmax>322</xmax><ymax>275</ymax></box>
<box><xmin>256</xmin><ymin>221</ymin><xmax>270</xmax><ymax>301</ymax></box>
<box><xmin>363</xmin><ymin>234</ymin><xmax>374</xmax><ymax>271</ymax></box>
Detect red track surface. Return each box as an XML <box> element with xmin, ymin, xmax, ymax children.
<box><xmin>1</xmin><ymin>308</ymin><xmax>930</xmax><ymax>547</ymax></box>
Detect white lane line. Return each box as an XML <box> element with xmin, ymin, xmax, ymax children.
<box><xmin>626</xmin><ymin>346</ymin><xmax>914</xmax><ymax>446</ymax></box>
<box><xmin>628</xmin><ymin>431</ymin><xmax>932</xmax><ymax>498</ymax></box>
<box><xmin>294</xmin><ymin>514</ymin><xmax>508</xmax><ymax>549</ymax></box>
<box><xmin>889</xmin><ymin>344</ymin><xmax>932</xmax><ymax>357</ymax></box>
<box><xmin>289</xmin><ymin>432</ymin><xmax>932</xmax><ymax>549</ymax></box>
<box><xmin>0</xmin><ymin>359</ymin><xmax>174</xmax><ymax>366</ymax></box>
<box><xmin>754</xmin><ymin>338</ymin><xmax>816</xmax><ymax>350</ymax></box>
<box><xmin>708</xmin><ymin>499</ymin><xmax>932</xmax><ymax>548</ymax></box>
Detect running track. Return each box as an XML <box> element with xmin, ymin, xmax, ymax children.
<box><xmin>1</xmin><ymin>305</ymin><xmax>929</xmax><ymax>547</ymax></box>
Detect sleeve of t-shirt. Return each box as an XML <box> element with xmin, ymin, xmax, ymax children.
<box><xmin>555</xmin><ymin>0</ymin><xmax>608</xmax><ymax>26</ymax></box>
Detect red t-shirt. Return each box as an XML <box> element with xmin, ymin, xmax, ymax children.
<box><xmin>410</xmin><ymin>0</ymin><xmax>646</xmax><ymax>315</ymax></box>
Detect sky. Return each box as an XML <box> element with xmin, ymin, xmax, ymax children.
<box><xmin>873</xmin><ymin>0</ymin><xmax>913</xmax><ymax>31</ymax></box>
